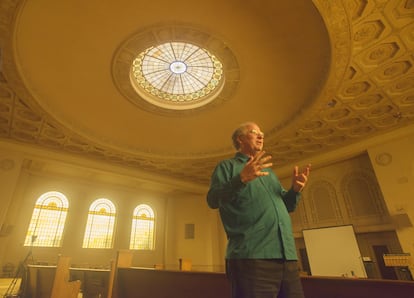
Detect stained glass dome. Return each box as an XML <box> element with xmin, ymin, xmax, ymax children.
<box><xmin>130</xmin><ymin>42</ymin><xmax>224</xmax><ymax>110</ymax></box>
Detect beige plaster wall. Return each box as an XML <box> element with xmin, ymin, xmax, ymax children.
<box><xmin>0</xmin><ymin>150</ymin><xmax>25</xmax><ymax>268</ymax></box>
<box><xmin>367</xmin><ymin>132</ymin><xmax>414</xmax><ymax>276</ymax></box>
<box><xmin>0</xmin><ymin>146</ymin><xmax>219</xmax><ymax>274</ymax></box>
<box><xmin>164</xmin><ymin>194</ymin><xmax>225</xmax><ymax>272</ymax></box>
<box><xmin>1</xmin><ymin>131</ymin><xmax>413</xmax><ymax>278</ymax></box>
<box><xmin>1</xmin><ymin>168</ymin><xmax>168</xmax><ymax>269</ymax></box>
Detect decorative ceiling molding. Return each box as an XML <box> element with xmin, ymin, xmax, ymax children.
<box><xmin>0</xmin><ymin>0</ymin><xmax>413</xmax><ymax>186</ymax></box>
<box><xmin>112</xmin><ymin>22</ymin><xmax>240</xmax><ymax>116</ymax></box>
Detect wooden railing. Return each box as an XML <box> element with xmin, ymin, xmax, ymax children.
<box><xmin>26</xmin><ymin>256</ymin><xmax>82</xmax><ymax>298</ymax></box>
<box><xmin>26</xmin><ymin>263</ymin><xmax>109</xmax><ymax>298</ymax></box>
<box><xmin>115</xmin><ymin>267</ymin><xmax>231</xmax><ymax>298</ymax></box>
<box><xmin>24</xmin><ymin>253</ymin><xmax>414</xmax><ymax>298</ymax></box>
<box><xmin>301</xmin><ymin>275</ymin><xmax>414</xmax><ymax>298</ymax></box>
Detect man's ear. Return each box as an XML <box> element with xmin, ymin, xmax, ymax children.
<box><xmin>237</xmin><ymin>135</ymin><xmax>243</xmax><ymax>145</ymax></box>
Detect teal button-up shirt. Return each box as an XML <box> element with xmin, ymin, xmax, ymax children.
<box><xmin>207</xmin><ymin>152</ymin><xmax>301</xmax><ymax>260</ymax></box>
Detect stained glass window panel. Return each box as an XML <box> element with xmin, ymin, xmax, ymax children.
<box><xmin>82</xmin><ymin>198</ymin><xmax>116</xmax><ymax>249</ymax></box>
<box><xmin>129</xmin><ymin>204</ymin><xmax>155</xmax><ymax>250</ymax></box>
<box><xmin>131</xmin><ymin>42</ymin><xmax>223</xmax><ymax>103</ymax></box>
<box><xmin>24</xmin><ymin>191</ymin><xmax>68</xmax><ymax>247</ymax></box>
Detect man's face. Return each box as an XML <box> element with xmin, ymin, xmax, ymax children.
<box><xmin>238</xmin><ymin>123</ymin><xmax>264</xmax><ymax>156</ymax></box>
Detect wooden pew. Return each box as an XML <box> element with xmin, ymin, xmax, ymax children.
<box><xmin>178</xmin><ymin>258</ymin><xmax>192</xmax><ymax>271</ymax></box>
<box><xmin>107</xmin><ymin>250</ymin><xmax>230</xmax><ymax>298</ymax></box>
<box><xmin>107</xmin><ymin>250</ymin><xmax>133</xmax><ymax>298</ymax></box>
<box><xmin>112</xmin><ymin>266</ymin><xmax>414</xmax><ymax>298</ymax></box>
<box><xmin>50</xmin><ymin>256</ymin><xmax>81</xmax><ymax>298</ymax></box>
<box><xmin>301</xmin><ymin>275</ymin><xmax>414</xmax><ymax>298</ymax></box>
<box><xmin>25</xmin><ymin>259</ymin><xmax>414</xmax><ymax>298</ymax></box>
<box><xmin>27</xmin><ymin>261</ymin><xmax>109</xmax><ymax>298</ymax></box>
<box><xmin>70</xmin><ymin>267</ymin><xmax>110</xmax><ymax>298</ymax></box>
<box><xmin>27</xmin><ymin>264</ymin><xmax>56</xmax><ymax>298</ymax></box>
<box><xmin>115</xmin><ymin>267</ymin><xmax>231</xmax><ymax>298</ymax></box>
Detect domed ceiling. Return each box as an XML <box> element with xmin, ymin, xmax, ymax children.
<box><xmin>0</xmin><ymin>0</ymin><xmax>413</xmax><ymax>186</ymax></box>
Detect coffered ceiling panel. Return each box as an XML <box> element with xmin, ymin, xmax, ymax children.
<box><xmin>0</xmin><ymin>0</ymin><xmax>413</xmax><ymax>186</ymax></box>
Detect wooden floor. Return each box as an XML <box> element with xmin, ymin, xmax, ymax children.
<box><xmin>0</xmin><ymin>278</ymin><xmax>21</xmax><ymax>297</ymax></box>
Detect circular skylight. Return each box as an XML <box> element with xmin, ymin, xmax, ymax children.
<box><xmin>130</xmin><ymin>42</ymin><xmax>224</xmax><ymax>110</ymax></box>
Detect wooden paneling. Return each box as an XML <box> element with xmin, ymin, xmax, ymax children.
<box><xmin>301</xmin><ymin>276</ymin><xmax>414</xmax><ymax>298</ymax></box>
<box><xmin>26</xmin><ymin>265</ymin><xmax>109</xmax><ymax>298</ymax></box>
<box><xmin>26</xmin><ymin>264</ymin><xmax>414</xmax><ymax>298</ymax></box>
<box><xmin>116</xmin><ymin>267</ymin><xmax>231</xmax><ymax>298</ymax></box>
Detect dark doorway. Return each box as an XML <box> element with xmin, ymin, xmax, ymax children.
<box><xmin>373</xmin><ymin>245</ymin><xmax>398</xmax><ymax>280</ymax></box>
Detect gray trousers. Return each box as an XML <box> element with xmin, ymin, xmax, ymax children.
<box><xmin>226</xmin><ymin>259</ymin><xmax>305</xmax><ymax>298</ymax></box>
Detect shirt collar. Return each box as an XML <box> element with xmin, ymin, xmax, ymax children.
<box><xmin>235</xmin><ymin>152</ymin><xmax>250</xmax><ymax>162</ymax></box>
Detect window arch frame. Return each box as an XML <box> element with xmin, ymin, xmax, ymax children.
<box><xmin>24</xmin><ymin>191</ymin><xmax>69</xmax><ymax>248</ymax></box>
<box><xmin>129</xmin><ymin>204</ymin><xmax>156</xmax><ymax>250</ymax></box>
<box><xmin>82</xmin><ymin>198</ymin><xmax>116</xmax><ymax>249</ymax></box>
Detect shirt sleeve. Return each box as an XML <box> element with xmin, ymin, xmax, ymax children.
<box><xmin>281</xmin><ymin>187</ymin><xmax>302</xmax><ymax>212</ymax></box>
<box><xmin>206</xmin><ymin>161</ymin><xmax>245</xmax><ymax>209</ymax></box>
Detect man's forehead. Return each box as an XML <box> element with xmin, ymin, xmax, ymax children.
<box><xmin>246</xmin><ymin>123</ymin><xmax>259</xmax><ymax>130</ymax></box>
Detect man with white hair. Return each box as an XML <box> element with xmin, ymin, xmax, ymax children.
<box><xmin>207</xmin><ymin>121</ymin><xmax>310</xmax><ymax>298</ymax></box>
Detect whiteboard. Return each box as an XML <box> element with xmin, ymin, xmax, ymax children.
<box><xmin>303</xmin><ymin>225</ymin><xmax>367</xmax><ymax>278</ymax></box>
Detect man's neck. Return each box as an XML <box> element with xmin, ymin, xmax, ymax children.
<box><xmin>239</xmin><ymin>150</ymin><xmax>257</xmax><ymax>158</ymax></box>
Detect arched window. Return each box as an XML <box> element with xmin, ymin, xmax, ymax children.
<box><xmin>24</xmin><ymin>191</ymin><xmax>68</xmax><ymax>247</ymax></box>
<box><xmin>129</xmin><ymin>204</ymin><xmax>155</xmax><ymax>250</ymax></box>
<box><xmin>82</xmin><ymin>198</ymin><xmax>116</xmax><ymax>249</ymax></box>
